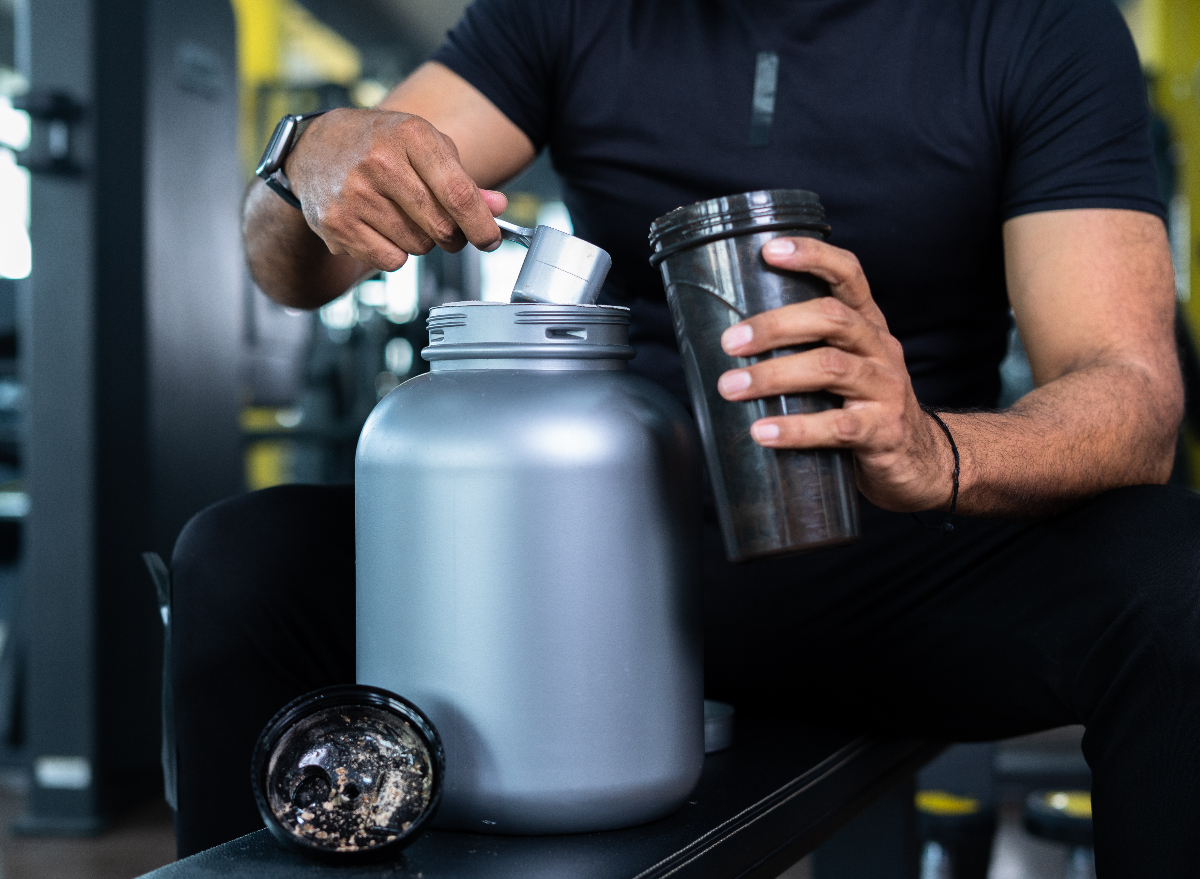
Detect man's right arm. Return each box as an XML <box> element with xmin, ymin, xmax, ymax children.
<box><xmin>243</xmin><ymin>61</ymin><xmax>537</xmax><ymax>309</ymax></box>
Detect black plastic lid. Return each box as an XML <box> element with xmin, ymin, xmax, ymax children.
<box><xmin>648</xmin><ymin>189</ymin><xmax>830</xmax><ymax>267</ymax></box>
<box><xmin>252</xmin><ymin>685</ymin><xmax>445</xmax><ymax>864</ymax></box>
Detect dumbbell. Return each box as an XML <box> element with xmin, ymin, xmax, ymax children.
<box><xmin>916</xmin><ymin>789</ymin><xmax>997</xmax><ymax>879</ymax></box>
<box><xmin>1023</xmin><ymin>790</ymin><xmax>1095</xmax><ymax>879</ymax></box>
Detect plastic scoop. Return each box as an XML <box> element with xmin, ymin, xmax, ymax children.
<box><xmin>496</xmin><ymin>219</ymin><xmax>612</xmax><ymax>305</ymax></box>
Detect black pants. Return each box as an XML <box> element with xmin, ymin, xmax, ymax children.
<box><xmin>171</xmin><ymin>482</ymin><xmax>1200</xmax><ymax>874</ymax></box>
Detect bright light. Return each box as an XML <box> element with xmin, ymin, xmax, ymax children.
<box><xmin>351</xmin><ymin>80</ymin><xmax>389</xmax><ymax>108</ymax></box>
<box><xmin>384</xmin><ymin>337</ymin><xmax>414</xmax><ymax>375</ymax></box>
<box><xmin>357</xmin><ymin>278</ymin><xmax>386</xmax><ymax>307</ymax></box>
<box><xmin>0</xmin><ymin>491</ymin><xmax>28</xmax><ymax>518</ymax></box>
<box><xmin>536</xmin><ymin>200</ymin><xmax>572</xmax><ymax>234</ymax></box>
<box><xmin>0</xmin><ymin>149</ymin><xmax>31</xmax><ymax>280</ymax></box>
<box><xmin>319</xmin><ymin>290</ymin><xmax>357</xmax><ymax>330</ymax></box>
<box><xmin>275</xmin><ymin>407</ymin><xmax>302</xmax><ymax>429</ymax></box>
<box><xmin>34</xmin><ymin>756</ymin><xmax>92</xmax><ymax>791</ymax></box>
<box><xmin>0</xmin><ymin>98</ymin><xmax>31</xmax><ymax>151</ymax></box>
<box><xmin>479</xmin><ymin>240</ymin><xmax>527</xmax><ymax>302</ymax></box>
<box><xmin>532</xmin><ymin>420</ymin><xmax>612</xmax><ymax>463</ymax></box>
<box><xmin>384</xmin><ymin>259</ymin><xmax>419</xmax><ymax>323</ymax></box>
<box><xmin>0</xmin><ymin>378</ymin><xmax>24</xmax><ymax>411</ymax></box>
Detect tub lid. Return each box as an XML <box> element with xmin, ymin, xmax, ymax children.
<box><xmin>422</xmin><ymin>301</ymin><xmax>635</xmax><ymax>364</ymax></box>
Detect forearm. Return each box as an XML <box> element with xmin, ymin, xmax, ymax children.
<box><xmin>718</xmin><ymin>211</ymin><xmax>1181</xmax><ymax>520</ymax></box>
<box><xmin>241</xmin><ymin>64</ymin><xmax>532</xmax><ymax>310</ymax></box>
<box><xmin>243</xmin><ymin>179</ymin><xmax>367</xmax><ymax>309</ymax></box>
<box><xmin>942</xmin><ymin>358</ymin><xmax>1183</xmax><ymax>517</ymax></box>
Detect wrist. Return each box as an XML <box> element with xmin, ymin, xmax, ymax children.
<box><xmin>280</xmin><ymin>109</ymin><xmax>332</xmax><ymax>187</ymax></box>
<box><xmin>257</xmin><ymin>109</ymin><xmax>330</xmax><ymax>210</ymax></box>
<box><xmin>911</xmin><ymin>406</ymin><xmax>960</xmax><ymax>528</ymax></box>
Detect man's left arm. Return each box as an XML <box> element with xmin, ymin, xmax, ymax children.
<box><xmin>716</xmin><ymin>208</ymin><xmax>1182</xmax><ymax>517</ymax></box>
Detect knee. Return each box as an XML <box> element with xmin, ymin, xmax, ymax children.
<box><xmin>1075</xmin><ymin>485</ymin><xmax>1200</xmax><ymax>689</ymax></box>
<box><xmin>1085</xmin><ymin>485</ymin><xmax>1200</xmax><ymax>611</ymax></box>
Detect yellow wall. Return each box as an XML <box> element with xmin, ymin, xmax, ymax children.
<box><xmin>1123</xmin><ymin>0</ymin><xmax>1200</xmax><ymax>482</ymax></box>
<box><xmin>231</xmin><ymin>1</ymin><xmax>363</xmax><ymax>488</ymax></box>
<box><xmin>1124</xmin><ymin>0</ymin><xmax>1200</xmax><ymax>309</ymax></box>
<box><xmin>229</xmin><ymin>0</ymin><xmax>362</xmax><ymax>176</ymax></box>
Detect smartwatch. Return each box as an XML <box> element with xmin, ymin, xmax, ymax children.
<box><xmin>255</xmin><ymin>110</ymin><xmax>330</xmax><ymax>209</ymax></box>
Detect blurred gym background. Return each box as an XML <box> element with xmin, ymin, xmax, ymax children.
<box><xmin>0</xmin><ymin>0</ymin><xmax>1196</xmax><ymax>876</ymax></box>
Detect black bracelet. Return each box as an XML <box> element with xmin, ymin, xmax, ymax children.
<box><xmin>911</xmin><ymin>405</ymin><xmax>959</xmax><ymax>533</ymax></box>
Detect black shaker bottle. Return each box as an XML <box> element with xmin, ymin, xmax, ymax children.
<box><xmin>649</xmin><ymin>189</ymin><xmax>860</xmax><ymax>561</ymax></box>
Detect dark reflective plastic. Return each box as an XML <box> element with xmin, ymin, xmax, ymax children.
<box><xmin>650</xmin><ymin>190</ymin><xmax>860</xmax><ymax>562</ymax></box>
<box><xmin>252</xmin><ymin>685</ymin><xmax>445</xmax><ymax>863</ymax></box>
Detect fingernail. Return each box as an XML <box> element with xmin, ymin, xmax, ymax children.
<box><xmin>751</xmin><ymin>422</ymin><xmax>780</xmax><ymax>441</ymax></box>
<box><xmin>763</xmin><ymin>238</ymin><xmax>795</xmax><ymax>256</ymax></box>
<box><xmin>717</xmin><ymin>370</ymin><xmax>751</xmax><ymax>395</ymax></box>
<box><xmin>482</xmin><ymin>239</ymin><xmax>502</xmax><ymax>253</ymax></box>
<box><xmin>721</xmin><ymin>323</ymin><xmax>753</xmax><ymax>351</ymax></box>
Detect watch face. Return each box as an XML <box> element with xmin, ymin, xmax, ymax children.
<box><xmin>256</xmin><ymin>116</ymin><xmax>297</xmax><ymax>178</ymax></box>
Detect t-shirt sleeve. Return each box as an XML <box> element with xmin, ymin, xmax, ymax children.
<box><xmin>429</xmin><ymin>0</ymin><xmax>566</xmax><ymax>151</ymax></box>
<box><xmin>998</xmin><ymin>0</ymin><xmax>1164</xmax><ymax>221</ymax></box>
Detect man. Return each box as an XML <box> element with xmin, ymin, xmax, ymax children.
<box><xmin>174</xmin><ymin>0</ymin><xmax>1199</xmax><ymax>871</ymax></box>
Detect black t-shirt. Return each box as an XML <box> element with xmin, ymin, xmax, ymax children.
<box><xmin>432</xmin><ymin>0</ymin><xmax>1162</xmax><ymax>408</ymax></box>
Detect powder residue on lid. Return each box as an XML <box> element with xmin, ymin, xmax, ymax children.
<box><xmin>265</xmin><ymin>705</ymin><xmax>433</xmax><ymax>852</ymax></box>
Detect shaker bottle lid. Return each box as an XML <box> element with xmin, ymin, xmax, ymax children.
<box><xmin>252</xmin><ymin>684</ymin><xmax>444</xmax><ymax>863</ymax></box>
<box><xmin>648</xmin><ymin>189</ymin><xmax>831</xmax><ymax>267</ymax></box>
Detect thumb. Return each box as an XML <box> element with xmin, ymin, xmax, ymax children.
<box><xmin>481</xmin><ymin>189</ymin><xmax>508</xmax><ymax>217</ymax></box>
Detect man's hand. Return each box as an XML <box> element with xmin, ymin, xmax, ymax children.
<box><xmin>715</xmin><ymin>210</ymin><xmax>1182</xmax><ymax>517</ymax></box>
<box><xmin>715</xmin><ymin>237</ymin><xmax>953</xmax><ymax>512</ymax></box>
<box><xmin>284</xmin><ymin>108</ymin><xmax>508</xmax><ymax>272</ymax></box>
<box><xmin>244</xmin><ymin>62</ymin><xmax>536</xmax><ymax>309</ymax></box>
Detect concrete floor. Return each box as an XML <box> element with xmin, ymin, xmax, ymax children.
<box><xmin>987</xmin><ymin>802</ymin><xmax>1078</xmax><ymax>879</ymax></box>
<box><xmin>0</xmin><ymin>773</ymin><xmax>176</xmax><ymax>879</ymax></box>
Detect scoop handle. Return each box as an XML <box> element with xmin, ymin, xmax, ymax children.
<box><xmin>496</xmin><ymin>219</ymin><xmax>535</xmax><ymax>249</ymax></box>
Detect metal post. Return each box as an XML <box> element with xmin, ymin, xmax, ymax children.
<box><xmin>19</xmin><ymin>0</ymin><xmax>104</xmax><ymax>834</ymax></box>
<box><xmin>18</xmin><ymin>0</ymin><xmax>242</xmax><ymax>832</ymax></box>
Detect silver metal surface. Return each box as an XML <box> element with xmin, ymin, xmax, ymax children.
<box><xmin>496</xmin><ymin>218</ymin><xmax>534</xmax><ymax>248</ymax></box>
<box><xmin>356</xmin><ymin>302</ymin><xmax>704</xmax><ymax>834</ymax></box>
<box><xmin>494</xmin><ymin>220</ymin><xmax>612</xmax><ymax>306</ymax></box>
<box><xmin>422</xmin><ymin>300</ymin><xmax>633</xmax><ymax>370</ymax></box>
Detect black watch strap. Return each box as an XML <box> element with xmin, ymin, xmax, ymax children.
<box><xmin>256</xmin><ymin>110</ymin><xmax>329</xmax><ymax>210</ymax></box>
<box><xmin>263</xmin><ymin>174</ymin><xmax>302</xmax><ymax>210</ymax></box>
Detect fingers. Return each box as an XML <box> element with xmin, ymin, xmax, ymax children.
<box><xmin>400</xmin><ymin>118</ymin><xmax>503</xmax><ymax>252</ymax></box>
<box><xmin>306</xmin><ymin>180</ymin><xmax>431</xmax><ymax>269</ymax></box>
<box><xmin>296</xmin><ymin>110</ymin><xmax>507</xmax><ymax>262</ymax></box>
<box><xmin>717</xmin><ymin>347</ymin><xmax>901</xmax><ymax>400</ymax></box>
<box><xmin>360</xmin><ymin>130</ymin><xmax>478</xmax><ymax>254</ymax></box>
<box><xmin>721</xmin><ymin>296</ymin><xmax>885</xmax><ymax>358</ymax></box>
<box><xmin>326</xmin><ymin>219</ymin><xmax>411</xmax><ymax>273</ymax></box>
<box><xmin>357</xmin><ymin>196</ymin><xmax>438</xmax><ymax>257</ymax></box>
<box><xmin>480</xmin><ymin>190</ymin><xmax>508</xmax><ymax>217</ymax></box>
<box><xmin>747</xmin><ymin>408</ymin><xmax>873</xmax><ymax>449</ymax></box>
<box><xmin>702</xmin><ymin>234</ymin><xmax>942</xmax><ymax>510</ymax></box>
<box><xmin>760</xmin><ymin>237</ymin><xmax>887</xmax><ymax>326</ymax></box>
<box><xmin>343</xmin><ymin>184</ymin><xmax>507</xmax><ymax>269</ymax></box>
